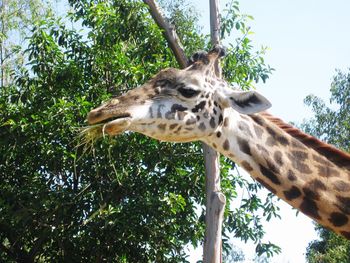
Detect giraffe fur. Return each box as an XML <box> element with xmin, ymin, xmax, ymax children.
<box><xmin>87</xmin><ymin>46</ymin><xmax>350</xmax><ymax>239</ymax></box>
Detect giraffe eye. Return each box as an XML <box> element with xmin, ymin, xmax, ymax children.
<box><xmin>178</xmin><ymin>87</ymin><xmax>200</xmax><ymax>98</ymax></box>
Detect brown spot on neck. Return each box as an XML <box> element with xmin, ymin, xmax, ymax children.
<box><xmin>302</xmin><ymin>179</ymin><xmax>326</xmax><ymax>201</ymax></box>
<box><xmin>333</xmin><ymin>181</ymin><xmax>350</xmax><ymax>192</ymax></box>
<box><xmin>340</xmin><ymin>231</ymin><xmax>350</xmax><ymax>239</ymax></box>
<box><xmin>241</xmin><ymin>161</ymin><xmax>253</xmax><ymax>172</ymax></box>
<box><xmin>287</xmin><ymin>152</ymin><xmax>312</xmax><ymax>174</ymax></box>
<box><xmin>287</xmin><ymin>170</ymin><xmax>297</xmax><ymax>181</ymax></box>
<box><xmin>316</xmin><ymin>165</ymin><xmax>340</xmax><ymax>178</ymax></box>
<box><xmin>329</xmin><ymin>212</ymin><xmax>348</xmax><ymax>227</ymax></box>
<box><xmin>256</xmin><ymin>178</ymin><xmax>277</xmax><ymax>194</ymax></box>
<box><xmin>237</xmin><ymin>121</ymin><xmax>253</xmax><ymax>137</ymax></box>
<box><xmin>197</xmin><ymin>122</ymin><xmax>205</xmax><ymax>131</ymax></box>
<box><xmin>273</xmin><ymin>151</ymin><xmax>283</xmax><ymax>166</ymax></box>
<box><xmin>283</xmin><ymin>186</ymin><xmax>302</xmax><ymax>201</ymax></box>
<box><xmin>336</xmin><ymin>196</ymin><xmax>350</xmax><ymax>215</ymax></box>
<box><xmin>210</xmin><ymin>117</ymin><xmax>216</xmax><ymax>128</ymax></box>
<box><xmin>253</xmin><ymin>124</ymin><xmax>264</xmax><ymax>139</ymax></box>
<box><xmin>237</xmin><ymin>137</ymin><xmax>251</xmax><ymax>156</ymax></box>
<box><xmin>169</xmin><ymin>123</ymin><xmax>178</xmax><ymax>130</ymax></box>
<box><xmin>224</xmin><ymin>117</ymin><xmax>230</xmax><ymax>127</ymax></box>
<box><xmin>300</xmin><ymin>198</ymin><xmax>321</xmax><ymax>220</ymax></box>
<box><xmin>259</xmin><ymin>164</ymin><xmax>281</xmax><ymax>185</ymax></box>
<box><xmin>157</xmin><ymin>123</ymin><xmax>166</xmax><ymax>130</ymax></box>
<box><xmin>223</xmin><ymin>139</ymin><xmax>230</xmax><ymax>151</ymax></box>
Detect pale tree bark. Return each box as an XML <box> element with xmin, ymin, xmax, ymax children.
<box><xmin>0</xmin><ymin>0</ymin><xmax>7</xmax><ymax>87</ymax></box>
<box><xmin>143</xmin><ymin>0</ymin><xmax>188</xmax><ymax>68</ymax></box>
<box><xmin>143</xmin><ymin>1</ymin><xmax>225</xmax><ymax>262</ymax></box>
<box><xmin>202</xmin><ymin>1</ymin><xmax>225</xmax><ymax>262</ymax></box>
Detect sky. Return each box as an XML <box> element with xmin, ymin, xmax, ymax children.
<box><xmin>188</xmin><ymin>0</ymin><xmax>350</xmax><ymax>262</ymax></box>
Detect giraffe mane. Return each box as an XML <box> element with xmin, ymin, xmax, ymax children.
<box><xmin>260</xmin><ymin>112</ymin><xmax>350</xmax><ymax>170</ymax></box>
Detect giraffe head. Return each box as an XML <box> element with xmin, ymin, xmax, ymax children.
<box><xmin>87</xmin><ymin>46</ymin><xmax>271</xmax><ymax>142</ymax></box>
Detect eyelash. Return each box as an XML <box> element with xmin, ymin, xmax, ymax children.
<box><xmin>178</xmin><ymin>87</ymin><xmax>200</xmax><ymax>98</ymax></box>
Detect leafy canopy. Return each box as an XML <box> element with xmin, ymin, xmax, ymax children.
<box><xmin>0</xmin><ymin>0</ymin><xmax>279</xmax><ymax>262</ymax></box>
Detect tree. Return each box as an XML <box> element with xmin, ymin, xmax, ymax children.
<box><xmin>0</xmin><ymin>0</ymin><xmax>278</xmax><ymax>261</ymax></box>
<box><xmin>302</xmin><ymin>69</ymin><xmax>350</xmax><ymax>263</ymax></box>
<box><xmin>223</xmin><ymin>243</ymin><xmax>245</xmax><ymax>262</ymax></box>
<box><xmin>0</xmin><ymin>0</ymin><xmax>53</xmax><ymax>86</ymax></box>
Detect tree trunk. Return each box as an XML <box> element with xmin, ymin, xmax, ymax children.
<box><xmin>202</xmin><ymin>1</ymin><xmax>225</xmax><ymax>262</ymax></box>
<box><xmin>0</xmin><ymin>0</ymin><xmax>7</xmax><ymax>87</ymax></box>
<box><xmin>202</xmin><ymin>144</ymin><xmax>225</xmax><ymax>263</ymax></box>
<box><xmin>143</xmin><ymin>1</ymin><xmax>225</xmax><ymax>262</ymax></box>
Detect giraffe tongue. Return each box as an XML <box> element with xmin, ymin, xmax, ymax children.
<box><xmin>103</xmin><ymin>117</ymin><xmax>131</xmax><ymax>135</ymax></box>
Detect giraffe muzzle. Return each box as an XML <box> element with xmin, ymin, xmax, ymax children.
<box><xmin>87</xmin><ymin>109</ymin><xmax>132</xmax><ymax>136</ymax></box>
<box><xmin>102</xmin><ymin>117</ymin><xmax>131</xmax><ymax>135</ymax></box>
<box><xmin>87</xmin><ymin>110</ymin><xmax>131</xmax><ymax>125</ymax></box>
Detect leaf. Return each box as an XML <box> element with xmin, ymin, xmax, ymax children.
<box><xmin>235</xmin><ymin>22</ymin><xmax>241</xmax><ymax>30</ymax></box>
<box><xmin>1</xmin><ymin>119</ymin><xmax>16</xmax><ymax>126</ymax></box>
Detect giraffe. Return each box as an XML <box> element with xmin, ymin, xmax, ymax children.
<box><xmin>86</xmin><ymin>46</ymin><xmax>350</xmax><ymax>239</ymax></box>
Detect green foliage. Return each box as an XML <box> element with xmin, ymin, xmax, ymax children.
<box><xmin>0</xmin><ymin>0</ymin><xmax>279</xmax><ymax>262</ymax></box>
<box><xmin>223</xmin><ymin>243</ymin><xmax>245</xmax><ymax>262</ymax></box>
<box><xmin>302</xmin><ymin>69</ymin><xmax>350</xmax><ymax>263</ymax></box>
<box><xmin>306</xmin><ymin>225</ymin><xmax>350</xmax><ymax>263</ymax></box>
<box><xmin>220</xmin><ymin>1</ymin><xmax>274</xmax><ymax>89</ymax></box>
<box><xmin>159</xmin><ymin>0</ymin><xmax>206</xmax><ymax>57</ymax></box>
<box><xmin>0</xmin><ymin>0</ymin><xmax>53</xmax><ymax>85</ymax></box>
<box><xmin>302</xmin><ymin>69</ymin><xmax>350</xmax><ymax>152</ymax></box>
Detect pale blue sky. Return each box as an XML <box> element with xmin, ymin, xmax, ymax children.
<box><xmin>189</xmin><ymin>0</ymin><xmax>350</xmax><ymax>262</ymax></box>
<box><xmin>192</xmin><ymin>0</ymin><xmax>350</xmax><ymax>122</ymax></box>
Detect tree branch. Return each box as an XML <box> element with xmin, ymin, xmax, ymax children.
<box><xmin>143</xmin><ymin>0</ymin><xmax>188</xmax><ymax>69</ymax></box>
<box><xmin>0</xmin><ymin>243</ymin><xmax>16</xmax><ymax>260</ymax></box>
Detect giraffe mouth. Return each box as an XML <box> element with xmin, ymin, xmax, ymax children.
<box><xmin>87</xmin><ymin>111</ymin><xmax>132</xmax><ymax>136</ymax></box>
<box><xmin>95</xmin><ymin>114</ymin><xmax>131</xmax><ymax>125</ymax></box>
<box><xmin>101</xmin><ymin>116</ymin><xmax>132</xmax><ymax>135</ymax></box>
<box><xmin>87</xmin><ymin>110</ymin><xmax>131</xmax><ymax>125</ymax></box>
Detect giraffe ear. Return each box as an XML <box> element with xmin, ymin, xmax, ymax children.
<box><xmin>223</xmin><ymin>90</ymin><xmax>272</xmax><ymax>114</ymax></box>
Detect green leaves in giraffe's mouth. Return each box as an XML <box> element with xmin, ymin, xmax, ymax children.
<box><xmin>80</xmin><ymin>113</ymin><xmax>132</xmax><ymax>145</ymax></box>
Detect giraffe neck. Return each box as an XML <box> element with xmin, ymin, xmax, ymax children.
<box><xmin>203</xmin><ymin>108</ymin><xmax>350</xmax><ymax>238</ymax></box>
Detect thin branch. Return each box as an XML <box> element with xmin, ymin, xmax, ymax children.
<box><xmin>28</xmin><ymin>230</ymin><xmax>50</xmax><ymax>260</ymax></box>
<box><xmin>143</xmin><ymin>0</ymin><xmax>188</xmax><ymax>68</ymax></box>
<box><xmin>0</xmin><ymin>243</ymin><xmax>16</xmax><ymax>260</ymax></box>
